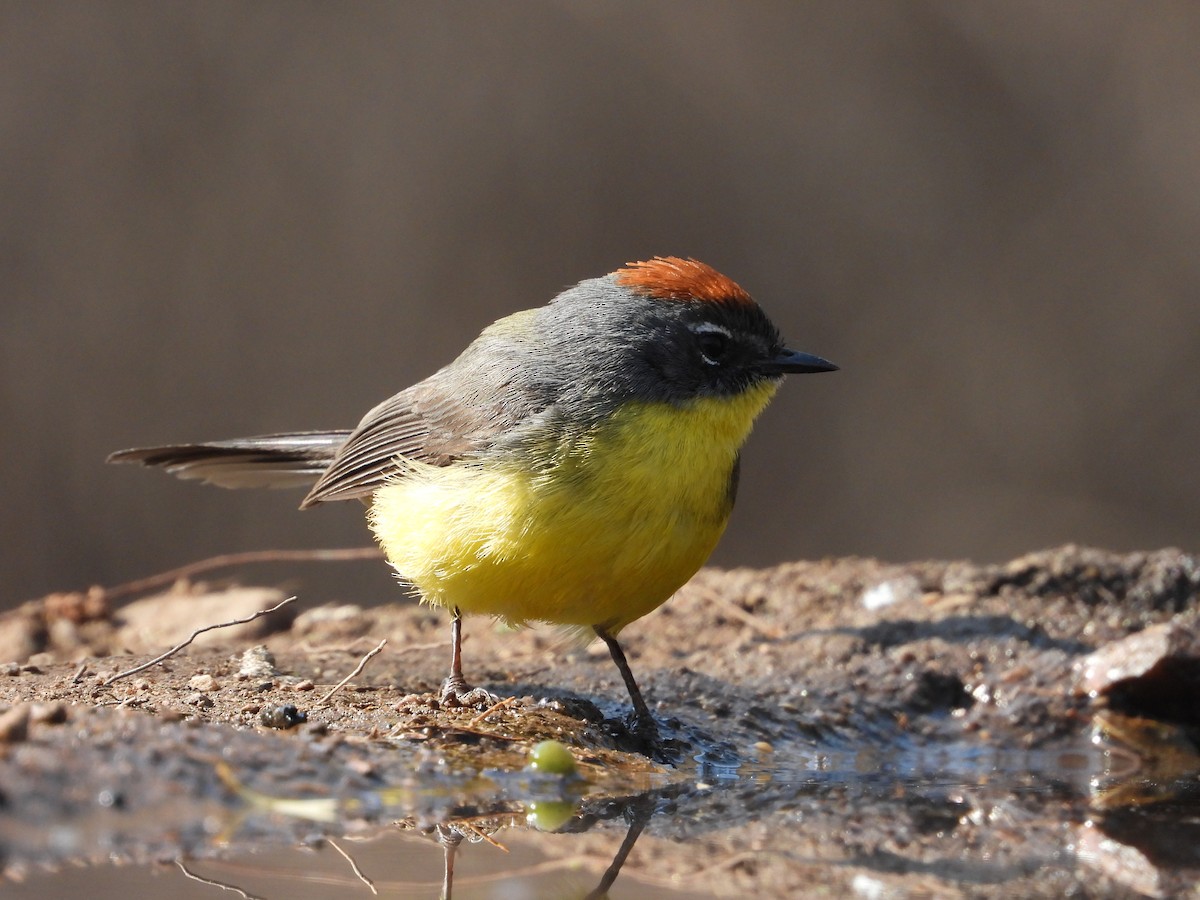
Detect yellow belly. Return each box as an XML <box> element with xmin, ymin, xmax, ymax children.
<box><xmin>368</xmin><ymin>382</ymin><xmax>778</xmax><ymax>633</ymax></box>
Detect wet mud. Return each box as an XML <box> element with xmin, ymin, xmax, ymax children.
<box><xmin>1</xmin><ymin>545</ymin><xmax>1198</xmax><ymax>897</ymax></box>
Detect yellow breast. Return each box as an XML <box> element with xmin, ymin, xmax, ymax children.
<box><xmin>368</xmin><ymin>381</ymin><xmax>779</xmax><ymax>632</ymax></box>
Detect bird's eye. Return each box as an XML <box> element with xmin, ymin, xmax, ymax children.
<box><xmin>695</xmin><ymin>328</ymin><xmax>731</xmax><ymax>365</ymax></box>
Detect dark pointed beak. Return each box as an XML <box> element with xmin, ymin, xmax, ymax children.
<box><xmin>764</xmin><ymin>348</ymin><xmax>839</xmax><ymax>375</ymax></box>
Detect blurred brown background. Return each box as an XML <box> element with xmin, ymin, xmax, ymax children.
<box><xmin>3</xmin><ymin>2</ymin><xmax>1197</xmax><ymax>611</ymax></box>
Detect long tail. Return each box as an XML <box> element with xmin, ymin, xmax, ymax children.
<box><xmin>107</xmin><ymin>431</ymin><xmax>352</xmax><ymax>494</ymax></box>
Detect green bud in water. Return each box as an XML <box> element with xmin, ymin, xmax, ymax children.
<box><xmin>527</xmin><ymin>739</ymin><xmax>577</xmax><ymax>775</ymax></box>
<box><xmin>526</xmin><ymin>799</ymin><xmax>577</xmax><ymax>833</ymax></box>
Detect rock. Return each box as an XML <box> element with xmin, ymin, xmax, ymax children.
<box><xmin>115</xmin><ymin>585</ymin><xmax>295</xmax><ymax>654</ymax></box>
<box><xmin>236</xmin><ymin>646</ymin><xmax>280</xmax><ymax>680</ymax></box>
<box><xmin>0</xmin><ymin>704</ymin><xmax>31</xmax><ymax>743</ymax></box>
<box><xmin>1078</xmin><ymin>621</ymin><xmax>1200</xmax><ymax>724</ymax></box>
<box><xmin>30</xmin><ymin>702</ymin><xmax>68</xmax><ymax>725</ymax></box>
<box><xmin>188</xmin><ymin>674</ymin><xmax>218</xmax><ymax>692</ymax></box>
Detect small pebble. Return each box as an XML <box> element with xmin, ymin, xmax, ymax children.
<box><xmin>96</xmin><ymin>789</ymin><xmax>123</xmax><ymax>809</ymax></box>
<box><xmin>188</xmin><ymin>674</ymin><xmax>218</xmax><ymax>692</ymax></box>
<box><xmin>260</xmin><ymin>704</ymin><xmax>307</xmax><ymax>729</ymax></box>
<box><xmin>0</xmin><ymin>705</ymin><xmax>31</xmax><ymax>743</ymax></box>
<box><xmin>291</xmin><ymin>679</ymin><xmax>315</xmax><ymax>692</ymax></box>
<box><xmin>237</xmin><ymin>646</ymin><xmax>280</xmax><ymax>680</ymax></box>
<box><xmin>30</xmin><ymin>702</ymin><xmax>68</xmax><ymax>725</ymax></box>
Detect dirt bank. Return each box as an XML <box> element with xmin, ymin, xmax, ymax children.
<box><xmin>1</xmin><ymin>545</ymin><xmax>1197</xmax><ymax>897</ymax></box>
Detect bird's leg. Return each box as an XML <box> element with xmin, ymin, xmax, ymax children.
<box><xmin>435</xmin><ymin>825</ymin><xmax>463</xmax><ymax>900</ymax></box>
<box><xmin>439</xmin><ymin>608</ymin><xmax>497</xmax><ymax>708</ymax></box>
<box><xmin>594</xmin><ymin>626</ymin><xmax>659</xmax><ymax>742</ymax></box>
<box><xmin>582</xmin><ymin>794</ymin><xmax>655</xmax><ymax>900</ymax></box>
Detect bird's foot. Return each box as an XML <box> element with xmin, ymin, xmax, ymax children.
<box><xmin>630</xmin><ymin>712</ymin><xmax>660</xmax><ymax>745</ymax></box>
<box><xmin>635</xmin><ymin>717</ymin><xmax>685</xmax><ymax>765</ymax></box>
<box><xmin>600</xmin><ymin>710</ymin><xmax>679</xmax><ymax>763</ymax></box>
<box><xmin>439</xmin><ymin>675</ymin><xmax>498</xmax><ymax>709</ymax></box>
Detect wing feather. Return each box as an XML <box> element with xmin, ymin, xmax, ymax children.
<box><xmin>301</xmin><ymin>310</ymin><xmax>564</xmax><ymax>507</ymax></box>
<box><xmin>108</xmin><ymin>431</ymin><xmax>351</xmax><ymax>491</ymax></box>
<box><xmin>299</xmin><ymin>382</ymin><xmax>524</xmax><ymax>506</ymax></box>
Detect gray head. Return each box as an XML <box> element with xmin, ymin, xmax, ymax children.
<box><xmin>455</xmin><ymin>257</ymin><xmax>836</xmax><ymax>418</ymax></box>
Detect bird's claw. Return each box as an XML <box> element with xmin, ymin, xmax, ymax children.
<box><xmin>440</xmin><ymin>675</ymin><xmax>498</xmax><ymax>709</ymax></box>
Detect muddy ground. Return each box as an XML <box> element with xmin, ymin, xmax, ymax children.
<box><xmin>1</xmin><ymin>545</ymin><xmax>1198</xmax><ymax>898</ymax></box>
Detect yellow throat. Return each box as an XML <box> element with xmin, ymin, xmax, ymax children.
<box><xmin>368</xmin><ymin>380</ymin><xmax>780</xmax><ymax>633</ymax></box>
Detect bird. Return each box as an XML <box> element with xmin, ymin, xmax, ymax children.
<box><xmin>109</xmin><ymin>257</ymin><xmax>837</xmax><ymax>746</ymax></box>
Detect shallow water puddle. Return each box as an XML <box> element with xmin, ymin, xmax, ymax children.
<box><xmin>3</xmin><ymin>717</ymin><xmax>1197</xmax><ymax>899</ymax></box>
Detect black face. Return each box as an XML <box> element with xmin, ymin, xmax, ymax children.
<box><xmin>662</xmin><ymin>300</ymin><xmax>790</xmax><ymax>399</ymax></box>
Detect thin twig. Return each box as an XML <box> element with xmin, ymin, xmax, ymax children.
<box><xmin>467</xmin><ymin>696</ymin><xmax>516</xmax><ymax>728</ymax></box>
<box><xmin>693</xmin><ymin>586</ymin><xmax>782</xmax><ymax>638</ymax></box>
<box><xmin>460</xmin><ymin>822</ymin><xmax>510</xmax><ymax>852</ymax></box>
<box><xmin>313</xmin><ymin>639</ymin><xmax>387</xmax><ymax>708</ymax></box>
<box><xmin>326</xmin><ymin>838</ymin><xmax>379</xmax><ymax>895</ymax></box>
<box><xmin>386</xmin><ymin>639</ymin><xmax>443</xmax><ymax>656</ymax></box>
<box><xmin>297</xmin><ymin>639</ymin><xmax>442</xmax><ymax>657</ymax></box>
<box><xmin>103</xmin><ymin>596</ymin><xmax>297</xmax><ymax>686</ymax></box>
<box><xmin>175</xmin><ymin>859</ymin><xmax>265</xmax><ymax>900</ymax></box>
<box><xmin>71</xmin><ymin>661</ymin><xmax>89</xmax><ymax>683</ymax></box>
<box><xmin>387</xmin><ymin>721</ymin><xmax>521</xmax><ymax>743</ymax></box>
<box><xmin>101</xmin><ymin>547</ymin><xmax>383</xmax><ymax>602</ymax></box>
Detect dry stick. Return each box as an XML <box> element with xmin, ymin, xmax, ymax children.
<box><xmin>175</xmin><ymin>859</ymin><xmax>265</xmax><ymax>900</ymax></box>
<box><xmin>388</xmin><ymin>640</ymin><xmax>444</xmax><ymax>657</ymax></box>
<box><xmin>460</xmin><ymin>822</ymin><xmax>510</xmax><ymax>852</ymax></box>
<box><xmin>101</xmin><ymin>546</ymin><xmax>384</xmax><ymax>602</ymax></box>
<box><xmin>103</xmin><ymin>596</ymin><xmax>297</xmax><ymax>686</ymax></box>
<box><xmin>326</xmin><ymin>838</ymin><xmax>379</xmax><ymax>895</ymax></box>
<box><xmin>313</xmin><ymin>639</ymin><xmax>387</xmax><ymax>708</ymax></box>
<box><xmin>467</xmin><ymin>696</ymin><xmax>516</xmax><ymax>728</ymax></box>
<box><xmin>693</xmin><ymin>585</ymin><xmax>782</xmax><ymax>638</ymax></box>
<box><xmin>300</xmin><ymin>638</ymin><xmax>442</xmax><ymax>657</ymax></box>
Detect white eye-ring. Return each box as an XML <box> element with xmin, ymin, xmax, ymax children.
<box><xmin>690</xmin><ymin>322</ymin><xmax>733</xmax><ymax>365</ymax></box>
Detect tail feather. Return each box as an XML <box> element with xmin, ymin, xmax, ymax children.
<box><xmin>107</xmin><ymin>431</ymin><xmax>351</xmax><ymax>493</ymax></box>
